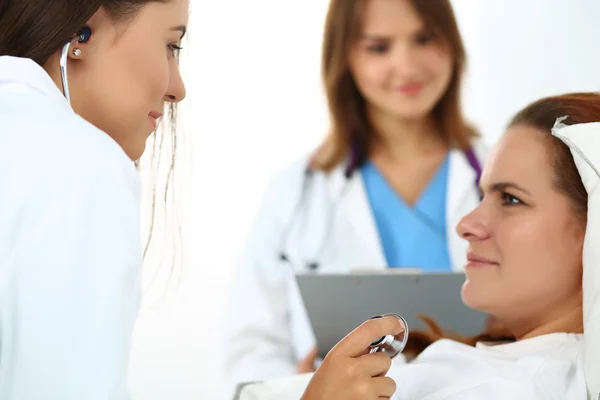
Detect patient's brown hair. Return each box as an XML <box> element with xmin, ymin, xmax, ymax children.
<box><xmin>402</xmin><ymin>315</ymin><xmax>515</xmax><ymax>360</ymax></box>
<box><xmin>405</xmin><ymin>92</ymin><xmax>599</xmax><ymax>358</ymax></box>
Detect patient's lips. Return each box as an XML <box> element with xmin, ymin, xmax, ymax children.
<box><xmin>466</xmin><ymin>252</ymin><xmax>499</xmax><ymax>268</ymax></box>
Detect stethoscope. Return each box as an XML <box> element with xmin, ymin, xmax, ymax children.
<box><xmin>277</xmin><ymin>147</ymin><xmax>482</xmax><ymax>271</ymax></box>
<box><xmin>369</xmin><ymin>313</ymin><xmax>409</xmax><ymax>359</ymax></box>
<box><xmin>277</xmin><ymin>153</ymin><xmax>357</xmax><ymax>271</ymax></box>
<box><xmin>59</xmin><ymin>26</ymin><xmax>92</xmax><ymax>104</ymax></box>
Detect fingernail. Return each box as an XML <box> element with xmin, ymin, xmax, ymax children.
<box><xmin>382</xmin><ymin>313</ymin><xmax>407</xmax><ymax>331</ymax></box>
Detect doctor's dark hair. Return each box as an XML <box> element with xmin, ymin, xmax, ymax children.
<box><xmin>312</xmin><ymin>0</ymin><xmax>477</xmax><ymax>171</ymax></box>
<box><xmin>404</xmin><ymin>92</ymin><xmax>598</xmax><ymax>358</ymax></box>
<box><xmin>0</xmin><ymin>0</ymin><xmax>183</xmax><ymax>267</ymax></box>
<box><xmin>0</xmin><ymin>1</ymin><xmax>167</xmax><ymax>64</ymax></box>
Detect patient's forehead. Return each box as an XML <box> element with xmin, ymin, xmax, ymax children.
<box><xmin>480</xmin><ymin>125</ymin><xmax>554</xmax><ymax>193</ymax></box>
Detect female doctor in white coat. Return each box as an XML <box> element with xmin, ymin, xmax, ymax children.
<box><xmin>223</xmin><ymin>0</ymin><xmax>487</xmax><ymax>389</ymax></box>
<box><xmin>0</xmin><ymin>1</ymin><xmax>187</xmax><ymax>398</ymax></box>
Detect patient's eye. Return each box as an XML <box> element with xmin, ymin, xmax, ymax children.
<box><xmin>501</xmin><ymin>192</ymin><xmax>523</xmax><ymax>206</ymax></box>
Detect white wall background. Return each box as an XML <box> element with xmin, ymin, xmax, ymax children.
<box><xmin>458</xmin><ymin>0</ymin><xmax>600</xmax><ymax>143</ymax></box>
<box><xmin>127</xmin><ymin>1</ymin><xmax>600</xmax><ymax>399</ymax></box>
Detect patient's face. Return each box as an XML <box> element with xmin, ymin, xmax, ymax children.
<box><xmin>456</xmin><ymin>125</ymin><xmax>584</xmax><ymax>333</ymax></box>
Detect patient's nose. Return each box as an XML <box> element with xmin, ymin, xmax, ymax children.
<box><xmin>456</xmin><ymin>208</ymin><xmax>490</xmax><ymax>242</ymax></box>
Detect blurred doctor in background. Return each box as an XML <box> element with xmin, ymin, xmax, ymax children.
<box><xmin>222</xmin><ymin>0</ymin><xmax>487</xmax><ymax>390</ymax></box>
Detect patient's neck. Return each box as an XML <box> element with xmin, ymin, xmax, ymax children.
<box><xmin>503</xmin><ymin>299</ymin><xmax>584</xmax><ymax>341</ymax></box>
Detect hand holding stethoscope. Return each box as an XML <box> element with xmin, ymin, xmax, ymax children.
<box><xmin>301</xmin><ymin>314</ymin><xmax>408</xmax><ymax>400</ymax></box>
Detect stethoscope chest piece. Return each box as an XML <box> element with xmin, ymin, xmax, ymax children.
<box><xmin>368</xmin><ymin>313</ymin><xmax>409</xmax><ymax>359</ymax></box>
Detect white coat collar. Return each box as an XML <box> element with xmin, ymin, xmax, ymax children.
<box><xmin>0</xmin><ymin>56</ymin><xmax>71</xmax><ymax>111</ymax></box>
<box><xmin>326</xmin><ymin>157</ymin><xmax>351</xmax><ymax>200</ymax></box>
<box><xmin>327</xmin><ymin>159</ymin><xmax>388</xmax><ymax>269</ymax></box>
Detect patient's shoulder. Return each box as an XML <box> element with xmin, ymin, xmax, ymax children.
<box><xmin>414</xmin><ymin>333</ymin><xmax>583</xmax><ymax>362</ymax></box>
<box><xmin>389</xmin><ymin>336</ymin><xmax>586</xmax><ymax>399</ymax></box>
<box><xmin>417</xmin><ymin>338</ymin><xmax>476</xmax><ymax>358</ymax></box>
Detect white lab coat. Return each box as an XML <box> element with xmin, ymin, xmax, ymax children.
<box><xmin>0</xmin><ymin>56</ymin><xmax>141</xmax><ymax>399</ymax></box>
<box><xmin>238</xmin><ymin>333</ymin><xmax>587</xmax><ymax>400</ymax></box>
<box><xmin>222</xmin><ymin>140</ymin><xmax>488</xmax><ymax>389</ymax></box>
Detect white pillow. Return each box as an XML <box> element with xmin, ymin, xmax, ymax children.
<box><xmin>552</xmin><ymin>119</ymin><xmax>600</xmax><ymax>400</ymax></box>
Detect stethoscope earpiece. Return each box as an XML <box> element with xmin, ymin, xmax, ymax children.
<box><xmin>59</xmin><ymin>26</ymin><xmax>92</xmax><ymax>104</ymax></box>
<box><xmin>77</xmin><ymin>26</ymin><xmax>92</xmax><ymax>43</ymax></box>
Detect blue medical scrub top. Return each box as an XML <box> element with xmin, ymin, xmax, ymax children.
<box><xmin>361</xmin><ymin>156</ymin><xmax>452</xmax><ymax>271</ymax></box>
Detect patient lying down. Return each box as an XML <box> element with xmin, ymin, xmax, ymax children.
<box><xmin>240</xmin><ymin>93</ymin><xmax>598</xmax><ymax>399</ymax></box>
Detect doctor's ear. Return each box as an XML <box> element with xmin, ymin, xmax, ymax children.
<box><xmin>68</xmin><ymin>26</ymin><xmax>92</xmax><ymax>60</ymax></box>
<box><xmin>68</xmin><ymin>5</ymin><xmax>121</xmax><ymax>62</ymax></box>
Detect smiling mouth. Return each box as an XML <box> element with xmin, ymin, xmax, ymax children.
<box><xmin>395</xmin><ymin>83</ymin><xmax>425</xmax><ymax>95</ymax></box>
<box><xmin>148</xmin><ymin>112</ymin><xmax>163</xmax><ymax>130</ymax></box>
<box><xmin>466</xmin><ymin>252</ymin><xmax>499</xmax><ymax>268</ymax></box>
